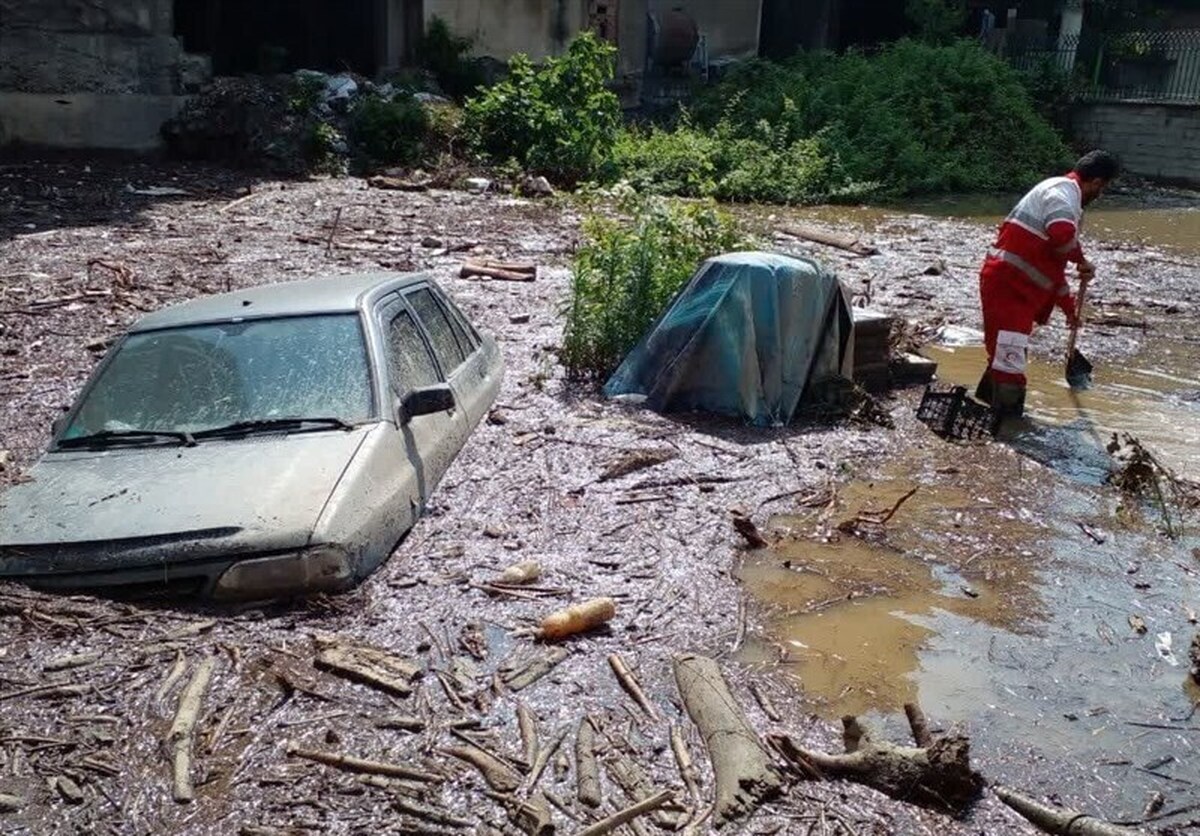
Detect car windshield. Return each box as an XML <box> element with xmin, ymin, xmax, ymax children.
<box><xmin>62</xmin><ymin>314</ymin><xmax>373</xmax><ymax>440</ymax></box>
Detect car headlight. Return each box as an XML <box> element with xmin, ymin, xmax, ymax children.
<box><xmin>213</xmin><ymin>546</ymin><xmax>352</xmax><ymax>601</ymax></box>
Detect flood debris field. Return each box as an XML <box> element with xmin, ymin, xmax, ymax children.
<box><xmin>1</xmin><ymin>160</ymin><xmax>1199</xmax><ymax>835</ymax></box>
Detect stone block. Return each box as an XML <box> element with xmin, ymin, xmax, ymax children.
<box><xmin>0</xmin><ymin>30</ymin><xmax>183</xmax><ymax>95</ymax></box>
<box><xmin>0</xmin><ymin>91</ymin><xmax>186</xmax><ymax>150</ymax></box>
<box><xmin>0</xmin><ymin>0</ymin><xmax>173</xmax><ymax>35</ymax></box>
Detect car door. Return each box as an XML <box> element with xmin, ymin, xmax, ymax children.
<box><xmin>407</xmin><ymin>283</ymin><xmax>497</xmax><ymax>429</ymax></box>
<box><xmin>378</xmin><ymin>295</ymin><xmax>468</xmax><ymax>508</ymax></box>
<box><xmin>403</xmin><ymin>284</ymin><xmax>488</xmax><ymax>429</ymax></box>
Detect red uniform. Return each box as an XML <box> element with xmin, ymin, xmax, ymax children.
<box><xmin>977</xmin><ymin>173</ymin><xmax>1085</xmax><ymax>413</ymax></box>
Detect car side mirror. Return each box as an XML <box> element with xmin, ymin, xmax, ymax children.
<box><xmin>399</xmin><ymin>384</ymin><xmax>455</xmax><ymax>425</ymax></box>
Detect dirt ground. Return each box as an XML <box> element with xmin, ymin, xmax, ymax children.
<box><xmin>1</xmin><ymin>159</ymin><xmax>1197</xmax><ymax>835</ymax></box>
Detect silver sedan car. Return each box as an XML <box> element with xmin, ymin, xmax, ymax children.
<box><xmin>0</xmin><ymin>272</ymin><xmax>503</xmax><ymax>600</ymax></box>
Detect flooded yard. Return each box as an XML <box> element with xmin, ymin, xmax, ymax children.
<box><xmin>0</xmin><ymin>159</ymin><xmax>1198</xmax><ymax>833</ymax></box>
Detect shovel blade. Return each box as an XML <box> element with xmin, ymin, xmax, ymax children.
<box><xmin>1066</xmin><ymin>348</ymin><xmax>1093</xmax><ymax>389</ymax></box>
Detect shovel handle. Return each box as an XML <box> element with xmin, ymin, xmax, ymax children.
<box><xmin>1065</xmin><ymin>272</ymin><xmax>1091</xmax><ymax>364</ymax></box>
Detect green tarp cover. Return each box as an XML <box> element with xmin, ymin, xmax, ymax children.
<box><xmin>603</xmin><ymin>251</ymin><xmax>854</xmax><ymax>426</ymax></box>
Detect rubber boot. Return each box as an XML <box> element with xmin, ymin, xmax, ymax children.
<box><xmin>992</xmin><ymin>381</ymin><xmax>1027</xmax><ymax>425</ymax></box>
<box><xmin>975</xmin><ymin>370</ymin><xmax>994</xmax><ymax>405</ymax></box>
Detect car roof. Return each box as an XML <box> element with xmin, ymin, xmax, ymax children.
<box><xmin>130</xmin><ymin>272</ymin><xmax>429</xmax><ymax>332</ymax></box>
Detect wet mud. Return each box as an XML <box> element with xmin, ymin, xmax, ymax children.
<box><xmin>0</xmin><ymin>160</ymin><xmax>1198</xmax><ymax>834</ymax></box>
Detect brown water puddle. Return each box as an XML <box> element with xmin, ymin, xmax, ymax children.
<box><xmin>736</xmin><ymin>454</ymin><xmax>1047</xmax><ymax>718</ymax></box>
<box><xmin>925</xmin><ymin>342</ymin><xmax>1200</xmax><ymax>477</ymax></box>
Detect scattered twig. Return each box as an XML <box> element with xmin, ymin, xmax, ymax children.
<box><xmin>573</xmin><ymin>790</ymin><xmax>676</xmax><ymax>836</ymax></box>
<box><xmin>608</xmin><ymin>654</ymin><xmax>659</xmax><ymax>721</ymax></box>
<box><xmin>288</xmin><ymin>744</ymin><xmax>442</xmax><ymax>783</ymax></box>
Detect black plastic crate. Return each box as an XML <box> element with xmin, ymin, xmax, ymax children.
<box><xmin>916</xmin><ymin>384</ymin><xmax>999</xmax><ymax>441</ymax></box>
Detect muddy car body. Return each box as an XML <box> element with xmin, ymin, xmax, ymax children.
<box><xmin>0</xmin><ymin>273</ymin><xmax>502</xmax><ymax>599</ymax></box>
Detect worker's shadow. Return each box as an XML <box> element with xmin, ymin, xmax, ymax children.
<box><xmin>997</xmin><ymin>389</ymin><xmax>1114</xmax><ymax>487</ymax></box>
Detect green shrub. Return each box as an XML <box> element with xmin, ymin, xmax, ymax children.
<box><xmin>690</xmin><ymin>40</ymin><xmax>1072</xmax><ymax>197</ymax></box>
<box><xmin>463</xmin><ymin>33</ymin><xmax>622</xmax><ymax>184</ymax></box>
<box><xmin>304</xmin><ymin>121</ymin><xmax>347</xmax><ymax>175</ymax></box>
<box><xmin>609</xmin><ymin>117</ymin><xmax>719</xmax><ymax>197</ymax></box>
<box><xmin>350</xmin><ymin>94</ymin><xmax>429</xmax><ymax>166</ymax></box>
<box><xmin>416</xmin><ymin>16</ymin><xmax>486</xmax><ymax>100</ymax></box>
<box><xmin>561</xmin><ymin>190</ymin><xmax>750</xmax><ymax>380</ymax></box>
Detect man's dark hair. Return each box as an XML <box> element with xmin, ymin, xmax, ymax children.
<box><xmin>1073</xmin><ymin>150</ymin><xmax>1119</xmax><ymax>182</ymax></box>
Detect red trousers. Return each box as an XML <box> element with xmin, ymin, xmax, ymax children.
<box><xmin>978</xmin><ymin>263</ymin><xmax>1042</xmax><ymax>411</ymax></box>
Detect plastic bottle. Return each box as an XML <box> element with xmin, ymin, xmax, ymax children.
<box><xmin>538</xmin><ymin>597</ymin><xmax>616</xmax><ymax>640</ymax></box>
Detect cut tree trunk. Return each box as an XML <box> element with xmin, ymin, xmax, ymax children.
<box><xmin>672</xmin><ymin>653</ymin><xmax>782</xmax><ymax>826</ymax></box>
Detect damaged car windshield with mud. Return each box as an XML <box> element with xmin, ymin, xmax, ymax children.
<box><xmin>62</xmin><ymin>314</ymin><xmax>374</xmax><ymax>443</ymax></box>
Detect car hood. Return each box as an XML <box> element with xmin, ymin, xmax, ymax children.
<box><xmin>0</xmin><ymin>428</ymin><xmax>371</xmax><ymax>574</ymax></box>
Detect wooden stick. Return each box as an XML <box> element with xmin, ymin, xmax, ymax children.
<box><xmin>518</xmin><ymin>702</ymin><xmax>540</xmax><ymax>768</ymax></box>
<box><xmin>524</xmin><ymin>728</ymin><xmax>568</xmax><ymax>794</ymax></box>
<box><xmin>325</xmin><ymin>207</ymin><xmax>343</xmax><ymax>257</ymax></box>
<box><xmin>576</xmin><ymin>716</ymin><xmax>602</xmax><ymax>808</ymax></box>
<box><xmin>670</xmin><ymin>723</ymin><xmax>701</xmax><ymax>803</ymax></box>
<box><xmin>748</xmin><ymin>681</ymin><xmax>782</xmax><ymax>723</ymax></box>
<box><xmin>393</xmin><ymin>796</ymin><xmax>474</xmax><ymax>829</ymax></box>
<box><xmin>157</xmin><ymin>650</ymin><xmax>187</xmax><ymax>701</ymax></box>
<box><xmin>168</xmin><ymin>655</ymin><xmax>216</xmax><ymax>802</ymax></box>
<box><xmin>608</xmin><ymin>654</ymin><xmax>658</xmax><ymax>720</ymax></box>
<box><xmin>904</xmin><ymin>703</ymin><xmax>933</xmax><ymax>748</ymax></box>
<box><xmin>288</xmin><ymin>744</ymin><xmax>442</xmax><ymax>783</ymax></box>
<box><xmin>573</xmin><ymin>790</ymin><xmax>675</xmax><ymax>836</ymax></box>
<box><xmin>993</xmin><ymin>785</ymin><xmax>1145</xmax><ymax>835</ymax></box>
<box><xmin>442</xmin><ymin>744</ymin><xmax>522</xmax><ymax>793</ymax></box>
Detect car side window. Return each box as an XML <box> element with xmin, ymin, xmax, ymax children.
<box><xmin>434</xmin><ymin>286</ymin><xmax>479</xmax><ymax>354</ymax></box>
<box><xmin>407</xmin><ymin>288</ymin><xmax>466</xmax><ymax>374</ymax></box>
<box><xmin>384</xmin><ymin>307</ymin><xmax>439</xmax><ymax>396</ymax></box>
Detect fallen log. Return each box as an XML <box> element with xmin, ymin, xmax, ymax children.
<box><xmin>784</xmin><ymin>710</ymin><xmax>983</xmax><ymax>815</ymax></box>
<box><xmin>288</xmin><ymin>744</ymin><xmax>442</xmax><ymax>783</ymax></box>
<box><xmin>993</xmin><ymin>785</ymin><xmax>1148</xmax><ymax>835</ymax></box>
<box><xmin>460</xmin><ymin>261</ymin><xmax>537</xmax><ymax>282</ymax></box>
<box><xmin>367</xmin><ymin>174</ymin><xmax>430</xmax><ymax>192</ymax></box>
<box><xmin>673</xmin><ymin>653</ymin><xmax>782</xmax><ymax>826</ymax></box>
<box><xmin>168</xmin><ymin>655</ymin><xmax>217</xmax><ymax>802</ymax></box>
<box><xmin>779</xmin><ymin>224</ymin><xmax>879</xmax><ymax>256</ymax></box>
<box><xmin>576</xmin><ymin>716</ymin><xmax>602</xmax><ymax>808</ymax></box>
<box><xmin>574</xmin><ymin>790</ymin><xmax>675</xmax><ymax>836</ymax></box>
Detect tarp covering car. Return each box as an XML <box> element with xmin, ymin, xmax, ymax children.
<box><xmin>602</xmin><ymin>251</ymin><xmax>855</xmax><ymax>426</ymax></box>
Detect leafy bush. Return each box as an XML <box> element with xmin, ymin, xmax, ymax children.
<box><xmin>350</xmin><ymin>94</ymin><xmax>429</xmax><ymax>166</ymax></box>
<box><xmin>463</xmin><ymin>33</ymin><xmax>622</xmax><ymax>184</ymax></box>
<box><xmin>688</xmin><ymin>40</ymin><xmax>1072</xmax><ymax>197</ymax></box>
<box><xmin>304</xmin><ymin>121</ymin><xmax>347</xmax><ymax>175</ymax></box>
<box><xmin>562</xmin><ymin>189</ymin><xmax>750</xmax><ymax>380</ymax></box>
<box><xmin>416</xmin><ymin>17</ymin><xmax>486</xmax><ymax>100</ymax></box>
<box><xmin>610</xmin><ymin>106</ymin><xmax>850</xmax><ymax>204</ymax></box>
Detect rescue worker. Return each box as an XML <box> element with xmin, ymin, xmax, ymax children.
<box><xmin>976</xmin><ymin>150</ymin><xmax>1120</xmax><ymax>418</ymax></box>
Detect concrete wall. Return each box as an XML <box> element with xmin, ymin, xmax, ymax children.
<box><xmin>423</xmin><ymin>0</ymin><xmax>761</xmax><ymax>76</ymax></box>
<box><xmin>0</xmin><ymin>0</ymin><xmax>199</xmax><ymax>150</ymax></box>
<box><xmin>425</xmin><ymin>0</ymin><xmax>589</xmax><ymax>63</ymax></box>
<box><xmin>1072</xmin><ymin>101</ymin><xmax>1200</xmax><ymax>186</ymax></box>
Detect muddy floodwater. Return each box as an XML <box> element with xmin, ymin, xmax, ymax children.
<box><xmin>738</xmin><ymin>195</ymin><xmax>1200</xmax><ymax>823</ymax></box>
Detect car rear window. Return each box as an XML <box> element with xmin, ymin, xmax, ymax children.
<box><xmin>408</xmin><ymin>288</ymin><xmax>466</xmax><ymax>374</ymax></box>
<box><xmin>385</xmin><ymin>308</ymin><xmax>439</xmax><ymax>395</ymax></box>
<box><xmin>64</xmin><ymin>314</ymin><xmax>373</xmax><ymax>437</ymax></box>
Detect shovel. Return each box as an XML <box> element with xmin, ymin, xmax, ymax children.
<box><xmin>1065</xmin><ymin>273</ymin><xmax>1093</xmax><ymax>389</ymax></box>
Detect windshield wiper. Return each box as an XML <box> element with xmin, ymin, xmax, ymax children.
<box><xmin>191</xmin><ymin>417</ymin><xmax>355</xmax><ymax>440</ymax></box>
<box><xmin>57</xmin><ymin>429</ymin><xmax>197</xmax><ymax>449</ymax></box>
